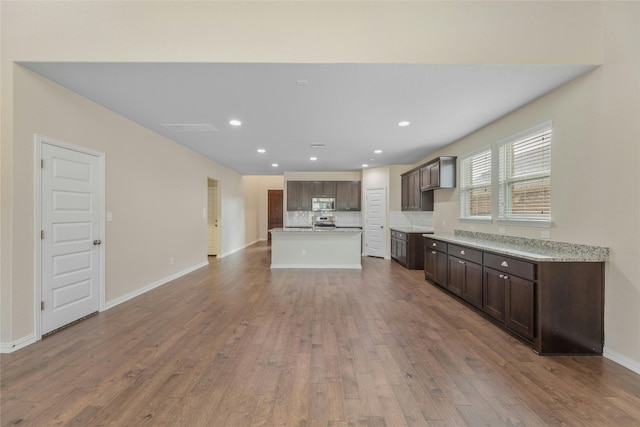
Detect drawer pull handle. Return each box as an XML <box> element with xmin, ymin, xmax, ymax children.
<box><xmin>460</xmin><ymin>250</ymin><xmax>466</xmax><ymax>255</ymax></box>
<box><xmin>459</xmin><ymin>260</ymin><xmax>465</xmax><ymax>265</ymax></box>
<box><xmin>499</xmin><ymin>274</ymin><xmax>509</xmax><ymax>280</ymax></box>
<box><xmin>432</xmin><ymin>251</ymin><xmax>437</xmax><ymax>254</ymax></box>
<box><xmin>501</xmin><ymin>261</ymin><xmax>509</xmax><ymax>267</ymax></box>
<box><xmin>432</xmin><ymin>243</ymin><xmax>437</xmax><ymax>247</ymax></box>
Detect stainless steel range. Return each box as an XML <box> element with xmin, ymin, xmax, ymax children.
<box><xmin>312</xmin><ymin>214</ymin><xmax>336</xmax><ymax>230</ymax></box>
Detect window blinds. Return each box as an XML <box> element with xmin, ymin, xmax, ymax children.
<box><xmin>498</xmin><ymin>126</ymin><xmax>552</xmax><ymax>221</ymax></box>
<box><xmin>460</xmin><ymin>149</ymin><xmax>491</xmax><ymax>218</ymax></box>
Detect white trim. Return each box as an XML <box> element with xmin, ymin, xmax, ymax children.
<box><xmin>497</xmin><ymin>219</ymin><xmax>552</xmax><ymax>228</ymax></box>
<box><xmin>495</xmin><ymin>121</ymin><xmax>553</xmax><ymax>149</ymax></box>
<box><xmin>104</xmin><ymin>261</ymin><xmax>209</xmax><ymax>310</ymax></box>
<box><xmin>604</xmin><ymin>347</ymin><xmax>640</xmax><ymax>375</ymax></box>
<box><xmin>270</xmin><ymin>264</ymin><xmax>362</xmax><ymax>269</ymax></box>
<box><xmin>0</xmin><ymin>334</ymin><xmax>38</xmax><ymax>354</ymax></box>
<box><xmin>34</xmin><ymin>135</ymin><xmax>106</xmax><ymax>341</ymax></box>
<box><xmin>217</xmin><ymin>239</ymin><xmax>260</xmax><ymax>259</ymax></box>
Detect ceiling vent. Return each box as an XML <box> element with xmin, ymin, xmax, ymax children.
<box><xmin>161</xmin><ymin>123</ymin><xmax>219</xmax><ymax>133</ymax></box>
<box><xmin>310</xmin><ymin>143</ymin><xmax>326</xmax><ymax>149</ymax></box>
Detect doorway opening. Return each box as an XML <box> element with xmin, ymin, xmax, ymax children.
<box><xmin>267</xmin><ymin>189</ymin><xmax>283</xmax><ymax>243</ymax></box>
<box><xmin>207</xmin><ymin>179</ymin><xmax>220</xmax><ymax>257</ymax></box>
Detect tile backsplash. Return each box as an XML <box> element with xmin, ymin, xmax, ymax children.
<box><xmin>389</xmin><ymin>211</ymin><xmax>434</xmax><ymax>229</ymax></box>
<box><xmin>285</xmin><ymin>211</ymin><xmax>362</xmax><ymax>227</ymax></box>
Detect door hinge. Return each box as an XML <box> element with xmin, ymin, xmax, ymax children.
<box><xmin>41</xmin><ymin>159</ymin><xmax>44</xmax><ymax>169</ymax></box>
<box><xmin>41</xmin><ymin>230</ymin><xmax>45</xmax><ymax>239</ymax></box>
<box><xmin>41</xmin><ymin>301</ymin><xmax>44</xmax><ymax>310</ymax></box>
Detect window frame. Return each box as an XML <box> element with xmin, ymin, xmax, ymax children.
<box><xmin>497</xmin><ymin>121</ymin><xmax>552</xmax><ymax>227</ymax></box>
<box><xmin>459</xmin><ymin>147</ymin><xmax>492</xmax><ymax>222</ymax></box>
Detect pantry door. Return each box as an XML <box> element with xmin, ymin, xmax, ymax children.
<box><xmin>40</xmin><ymin>140</ymin><xmax>103</xmax><ymax>335</ymax></box>
<box><xmin>365</xmin><ymin>187</ymin><xmax>387</xmax><ymax>258</ymax></box>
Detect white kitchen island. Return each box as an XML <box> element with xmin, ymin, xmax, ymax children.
<box><xmin>269</xmin><ymin>228</ymin><xmax>363</xmax><ymax>269</ymax></box>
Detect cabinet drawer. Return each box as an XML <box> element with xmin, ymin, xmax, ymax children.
<box><xmin>425</xmin><ymin>238</ymin><xmax>447</xmax><ymax>253</ymax></box>
<box><xmin>447</xmin><ymin>244</ymin><xmax>482</xmax><ymax>264</ymax></box>
<box><xmin>484</xmin><ymin>253</ymin><xmax>535</xmax><ymax>281</ymax></box>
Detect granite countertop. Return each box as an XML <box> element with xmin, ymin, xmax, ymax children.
<box><xmin>423</xmin><ymin>230</ymin><xmax>609</xmax><ymax>263</ymax></box>
<box><xmin>390</xmin><ymin>226</ymin><xmax>435</xmax><ymax>234</ymax></box>
<box><xmin>270</xmin><ymin>227</ymin><xmax>363</xmax><ymax>233</ymax></box>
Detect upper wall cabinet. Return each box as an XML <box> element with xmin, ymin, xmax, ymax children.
<box><xmin>336</xmin><ymin>181</ymin><xmax>361</xmax><ymax>211</ymax></box>
<box><xmin>287</xmin><ymin>181</ymin><xmax>312</xmax><ymax>211</ymax></box>
<box><xmin>401</xmin><ymin>170</ymin><xmax>434</xmax><ymax>211</ymax></box>
<box><xmin>420</xmin><ymin>156</ymin><xmax>457</xmax><ymax>191</ymax></box>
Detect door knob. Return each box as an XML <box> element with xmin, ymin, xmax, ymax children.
<box><xmin>93</xmin><ymin>240</ymin><xmax>102</xmax><ymax>245</ymax></box>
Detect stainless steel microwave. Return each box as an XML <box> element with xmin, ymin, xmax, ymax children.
<box><xmin>311</xmin><ymin>197</ymin><xmax>335</xmax><ymax>212</ymax></box>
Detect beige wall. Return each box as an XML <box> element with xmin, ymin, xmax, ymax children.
<box><xmin>243</xmin><ymin>176</ymin><xmax>285</xmax><ymax>242</ymax></box>
<box><xmin>2</xmin><ymin>1</ymin><xmax>637</xmax><ymax>369</ymax></box>
<box><xmin>410</xmin><ymin>3</ymin><xmax>640</xmax><ymax>368</ymax></box>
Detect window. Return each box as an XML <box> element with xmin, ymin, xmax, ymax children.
<box><xmin>459</xmin><ymin>149</ymin><xmax>492</xmax><ymax>220</ymax></box>
<box><xmin>498</xmin><ymin>123</ymin><xmax>552</xmax><ymax>223</ymax></box>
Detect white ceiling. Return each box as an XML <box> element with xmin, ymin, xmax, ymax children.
<box><xmin>22</xmin><ymin>62</ymin><xmax>595</xmax><ymax>175</ymax></box>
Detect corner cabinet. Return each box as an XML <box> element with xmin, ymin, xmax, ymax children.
<box><xmin>423</xmin><ymin>237</ymin><xmax>604</xmax><ymax>355</ymax></box>
<box><xmin>401</xmin><ymin>156</ymin><xmax>456</xmax><ymax>211</ymax></box>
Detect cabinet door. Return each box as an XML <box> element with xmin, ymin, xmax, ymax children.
<box><xmin>401</xmin><ymin>175</ymin><xmax>409</xmax><ymax>210</ymax></box>
<box><xmin>447</xmin><ymin>256</ymin><xmax>464</xmax><ymax>296</ymax></box>
<box><xmin>425</xmin><ymin>248</ymin><xmax>447</xmax><ymax>286</ymax></box>
<box><xmin>483</xmin><ymin>268</ymin><xmax>506</xmax><ymax>322</ymax></box>
<box><xmin>287</xmin><ymin>181</ymin><xmax>302</xmax><ymax>211</ymax></box>
<box><xmin>506</xmin><ymin>275</ymin><xmax>535</xmax><ymax>340</ymax></box>
<box><xmin>420</xmin><ymin>166</ymin><xmax>431</xmax><ymax>190</ymax></box>
<box><xmin>336</xmin><ymin>181</ymin><xmax>361</xmax><ymax>211</ymax></box>
<box><xmin>461</xmin><ymin>261</ymin><xmax>483</xmax><ymax>308</ymax></box>
<box><xmin>429</xmin><ymin>162</ymin><xmax>440</xmax><ymax>188</ymax></box>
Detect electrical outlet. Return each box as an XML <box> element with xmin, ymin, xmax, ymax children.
<box><xmin>170</xmin><ymin>257</ymin><xmax>174</xmax><ymax>265</ymax></box>
<box><xmin>541</xmin><ymin>230</ymin><xmax>551</xmax><ymax>238</ymax></box>
<box><xmin>498</xmin><ymin>227</ymin><xmax>506</xmax><ymax>234</ymax></box>
<box><xmin>469</xmin><ymin>224</ymin><xmax>475</xmax><ymax>231</ymax></box>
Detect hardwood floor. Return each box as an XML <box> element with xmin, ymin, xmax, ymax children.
<box><xmin>2</xmin><ymin>241</ymin><xmax>640</xmax><ymax>426</ymax></box>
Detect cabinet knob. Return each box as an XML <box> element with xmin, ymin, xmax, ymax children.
<box><xmin>501</xmin><ymin>261</ymin><xmax>509</xmax><ymax>267</ymax></box>
<box><xmin>432</xmin><ymin>243</ymin><xmax>437</xmax><ymax>247</ymax></box>
<box><xmin>504</xmin><ymin>275</ymin><xmax>509</xmax><ymax>280</ymax></box>
<box><xmin>432</xmin><ymin>251</ymin><xmax>436</xmax><ymax>254</ymax></box>
<box><xmin>499</xmin><ymin>274</ymin><xmax>503</xmax><ymax>279</ymax></box>
<box><xmin>460</xmin><ymin>250</ymin><xmax>465</xmax><ymax>255</ymax></box>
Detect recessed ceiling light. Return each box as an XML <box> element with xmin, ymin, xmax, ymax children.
<box><xmin>374</xmin><ymin>149</ymin><xmax>383</xmax><ymax>154</ymax></box>
<box><xmin>310</xmin><ymin>156</ymin><xmax>318</xmax><ymax>161</ymax></box>
<box><xmin>257</xmin><ymin>148</ymin><xmax>266</xmax><ymax>153</ymax></box>
<box><xmin>229</xmin><ymin>119</ymin><xmax>242</xmax><ymax>126</ymax></box>
<box><xmin>271</xmin><ymin>163</ymin><xmax>278</xmax><ymax>168</ymax></box>
<box><xmin>362</xmin><ymin>164</ymin><xmax>369</xmax><ymax>168</ymax></box>
<box><xmin>398</xmin><ymin>121</ymin><xmax>410</xmax><ymax>127</ymax></box>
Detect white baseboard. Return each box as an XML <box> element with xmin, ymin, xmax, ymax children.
<box><xmin>104</xmin><ymin>260</ymin><xmax>209</xmax><ymax>310</ymax></box>
<box><xmin>604</xmin><ymin>347</ymin><xmax>640</xmax><ymax>375</ymax></box>
<box><xmin>271</xmin><ymin>264</ymin><xmax>362</xmax><ymax>269</ymax></box>
<box><xmin>0</xmin><ymin>334</ymin><xmax>37</xmax><ymax>354</ymax></box>
<box><xmin>217</xmin><ymin>239</ymin><xmax>260</xmax><ymax>259</ymax></box>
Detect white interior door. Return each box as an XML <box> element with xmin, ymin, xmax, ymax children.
<box><xmin>365</xmin><ymin>187</ymin><xmax>387</xmax><ymax>258</ymax></box>
<box><xmin>207</xmin><ymin>185</ymin><xmax>220</xmax><ymax>256</ymax></box>
<box><xmin>41</xmin><ymin>142</ymin><xmax>102</xmax><ymax>334</ymax></box>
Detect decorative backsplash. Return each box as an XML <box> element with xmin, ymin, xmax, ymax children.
<box><xmin>389</xmin><ymin>211</ymin><xmax>434</xmax><ymax>228</ymax></box>
<box><xmin>285</xmin><ymin>211</ymin><xmax>362</xmax><ymax>228</ymax></box>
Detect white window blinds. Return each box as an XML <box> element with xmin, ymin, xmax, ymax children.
<box><xmin>498</xmin><ymin>123</ymin><xmax>552</xmax><ymax>222</ymax></box>
<box><xmin>460</xmin><ymin>149</ymin><xmax>491</xmax><ymax>219</ymax></box>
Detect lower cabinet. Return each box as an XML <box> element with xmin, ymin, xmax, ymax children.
<box><xmin>391</xmin><ymin>230</ymin><xmax>425</xmax><ymax>270</ymax></box>
<box><xmin>447</xmin><ymin>256</ymin><xmax>483</xmax><ymax>309</ymax></box>
<box><xmin>483</xmin><ymin>267</ymin><xmax>534</xmax><ymax>340</ymax></box>
<box><xmin>423</xmin><ymin>237</ymin><xmax>604</xmax><ymax>354</ymax></box>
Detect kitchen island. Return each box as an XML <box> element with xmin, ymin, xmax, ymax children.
<box><xmin>269</xmin><ymin>227</ymin><xmax>363</xmax><ymax>269</ymax></box>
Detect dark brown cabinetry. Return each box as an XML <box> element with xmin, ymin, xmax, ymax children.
<box><xmin>424</xmin><ymin>238</ymin><xmax>604</xmax><ymax>355</ymax></box>
<box><xmin>424</xmin><ymin>238</ymin><xmax>447</xmax><ymax>286</ymax></box>
<box><xmin>391</xmin><ymin>230</ymin><xmax>425</xmax><ymax>270</ymax></box>
<box><xmin>336</xmin><ymin>181</ymin><xmax>361</xmax><ymax>211</ymax></box>
<box><xmin>447</xmin><ymin>245</ymin><xmax>483</xmax><ymax>308</ymax></box>
<box><xmin>286</xmin><ymin>180</ymin><xmax>361</xmax><ymax>211</ymax></box>
<box><xmin>286</xmin><ymin>181</ymin><xmax>312</xmax><ymax>211</ymax></box>
<box><xmin>401</xmin><ymin>171</ymin><xmax>434</xmax><ymax>211</ymax></box>
<box><xmin>419</xmin><ymin>156</ymin><xmax>457</xmax><ymax>191</ymax></box>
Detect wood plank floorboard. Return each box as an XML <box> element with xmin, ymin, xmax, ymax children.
<box><xmin>2</xmin><ymin>241</ymin><xmax>640</xmax><ymax>426</ymax></box>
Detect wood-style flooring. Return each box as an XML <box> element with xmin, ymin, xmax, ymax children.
<box><xmin>2</xmin><ymin>242</ymin><xmax>640</xmax><ymax>426</ymax></box>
